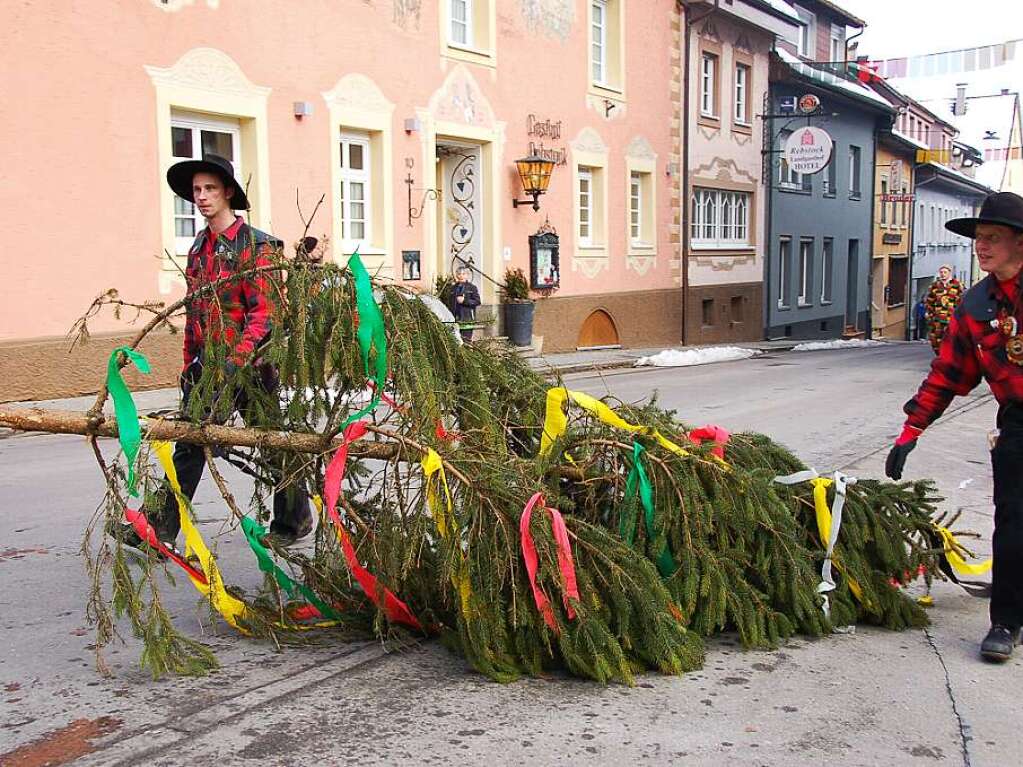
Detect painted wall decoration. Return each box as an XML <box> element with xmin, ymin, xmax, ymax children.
<box><xmin>392</xmin><ymin>0</ymin><xmax>421</xmax><ymax>29</ymax></box>
<box><xmin>518</xmin><ymin>0</ymin><xmax>575</xmax><ymax>41</ymax></box>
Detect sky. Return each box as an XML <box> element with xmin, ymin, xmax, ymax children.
<box><xmin>836</xmin><ymin>0</ymin><xmax>1023</xmax><ymax>189</ymax></box>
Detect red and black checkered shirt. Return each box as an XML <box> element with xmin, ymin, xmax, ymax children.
<box><xmin>183</xmin><ymin>216</ymin><xmax>277</xmax><ymax>370</ymax></box>
<box><xmin>905</xmin><ymin>272</ymin><xmax>1023</xmax><ymax>429</ymax></box>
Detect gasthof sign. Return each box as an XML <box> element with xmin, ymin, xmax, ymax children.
<box><xmin>783</xmin><ymin>127</ymin><xmax>833</xmax><ymax>175</ymax></box>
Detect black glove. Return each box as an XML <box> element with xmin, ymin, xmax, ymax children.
<box><xmin>885</xmin><ymin>439</ymin><xmax>917</xmax><ymax>480</ymax></box>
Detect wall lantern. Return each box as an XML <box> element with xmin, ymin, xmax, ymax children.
<box><xmin>511</xmin><ymin>154</ymin><xmax>555</xmax><ymax>211</ymax></box>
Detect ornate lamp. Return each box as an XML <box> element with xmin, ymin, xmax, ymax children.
<box><xmin>512</xmin><ymin>153</ymin><xmax>555</xmax><ymax>211</ymax></box>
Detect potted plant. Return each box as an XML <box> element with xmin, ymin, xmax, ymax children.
<box><xmin>501</xmin><ymin>267</ymin><xmax>534</xmax><ymax>346</ymax></box>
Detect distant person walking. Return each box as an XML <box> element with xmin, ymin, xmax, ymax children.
<box><xmin>913</xmin><ymin>298</ymin><xmax>927</xmax><ymax>341</ymax></box>
<box><xmin>924</xmin><ymin>264</ymin><xmax>964</xmax><ymax>353</ymax></box>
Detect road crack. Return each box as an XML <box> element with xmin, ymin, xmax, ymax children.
<box><xmin>923</xmin><ymin>626</ymin><xmax>973</xmax><ymax>767</ymax></box>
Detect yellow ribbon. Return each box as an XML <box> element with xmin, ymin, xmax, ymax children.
<box><xmin>421</xmin><ymin>449</ymin><xmax>473</xmax><ymax>617</ymax></box>
<box><xmin>539</xmin><ymin>387</ymin><xmax>702</xmax><ymax>462</ymax></box>
<box><xmin>152</xmin><ymin>441</ymin><xmax>250</xmax><ymax>632</ymax></box>
<box><xmin>152</xmin><ymin>442</ymin><xmax>340</xmax><ymax>631</ymax></box>
<box><xmin>936</xmin><ymin>526</ymin><xmax>993</xmax><ymax>576</ymax></box>
<box><xmin>809</xmin><ymin>476</ymin><xmax>866</xmax><ymax>605</ymax></box>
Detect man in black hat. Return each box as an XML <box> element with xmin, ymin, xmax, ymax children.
<box><xmin>885</xmin><ymin>191</ymin><xmax>1023</xmax><ymax>662</ymax></box>
<box><xmin>115</xmin><ymin>154</ymin><xmax>312</xmax><ymax>551</ymax></box>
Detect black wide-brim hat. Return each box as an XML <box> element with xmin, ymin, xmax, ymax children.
<box><xmin>945</xmin><ymin>191</ymin><xmax>1023</xmax><ymax>238</ymax></box>
<box><xmin>167</xmin><ymin>153</ymin><xmax>250</xmax><ymax>211</ymax></box>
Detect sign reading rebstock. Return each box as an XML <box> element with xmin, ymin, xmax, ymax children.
<box><xmin>784</xmin><ymin>127</ymin><xmax>834</xmax><ymax>175</ymax></box>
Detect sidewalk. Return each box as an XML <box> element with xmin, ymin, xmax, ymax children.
<box><xmin>2</xmin><ymin>339</ymin><xmax>921</xmax><ymax>427</ymax></box>
<box><xmin>526</xmin><ymin>338</ymin><xmax>909</xmax><ymax>376</ymax></box>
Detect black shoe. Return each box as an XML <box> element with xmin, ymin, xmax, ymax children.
<box><xmin>266</xmin><ymin>514</ymin><xmax>314</xmax><ymax>549</ymax></box>
<box><xmin>980</xmin><ymin>625</ymin><xmax>1021</xmax><ymax>662</ymax></box>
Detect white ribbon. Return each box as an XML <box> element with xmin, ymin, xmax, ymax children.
<box><xmin>774</xmin><ymin>468</ymin><xmax>858</xmax><ymax>620</ymax></box>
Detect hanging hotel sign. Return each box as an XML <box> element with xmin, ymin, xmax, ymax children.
<box><xmin>798</xmin><ymin>93</ymin><xmax>821</xmax><ymax>114</ymax></box>
<box><xmin>526</xmin><ymin>114</ymin><xmax>568</xmax><ymax>166</ymax></box>
<box><xmin>784</xmin><ymin>127</ymin><xmax>833</xmax><ymax>175</ymax></box>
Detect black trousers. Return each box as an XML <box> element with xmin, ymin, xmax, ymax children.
<box><xmin>148</xmin><ymin>362</ymin><xmax>310</xmax><ymax>540</ymax></box>
<box><xmin>991</xmin><ymin>403</ymin><xmax>1023</xmax><ymax>629</ymax></box>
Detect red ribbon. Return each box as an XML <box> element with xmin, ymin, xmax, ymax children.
<box><xmin>519</xmin><ymin>492</ymin><xmax>580</xmax><ymax>631</ymax></box>
<box><xmin>123</xmin><ymin>507</ymin><xmax>208</xmax><ymax>585</ymax></box>
<box><xmin>323</xmin><ymin>421</ymin><xmax>422</xmax><ymax>630</ymax></box>
<box><xmin>434</xmin><ymin>421</ymin><xmax>462</xmax><ymax>442</ymax></box>
<box><xmin>687</xmin><ymin>425</ymin><xmax>731</xmax><ymax>459</ymax></box>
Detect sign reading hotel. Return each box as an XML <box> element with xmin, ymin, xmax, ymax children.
<box><xmin>784</xmin><ymin>127</ymin><xmax>833</xmax><ymax>175</ymax></box>
<box><xmin>526</xmin><ymin>114</ymin><xmax>567</xmax><ymax>166</ymax></box>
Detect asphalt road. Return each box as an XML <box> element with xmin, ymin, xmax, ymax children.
<box><xmin>0</xmin><ymin>342</ymin><xmax>1017</xmax><ymax>767</ymax></box>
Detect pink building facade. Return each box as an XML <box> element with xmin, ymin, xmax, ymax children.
<box><xmin>1</xmin><ymin>0</ymin><xmax>680</xmax><ymax>400</ymax></box>
<box><xmin>682</xmin><ymin>0</ymin><xmax>799</xmax><ymax>344</ymax></box>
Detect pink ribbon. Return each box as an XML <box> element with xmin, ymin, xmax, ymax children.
<box><xmin>519</xmin><ymin>492</ymin><xmax>580</xmax><ymax>631</ymax></box>
<box><xmin>324</xmin><ymin>421</ymin><xmax>422</xmax><ymax>630</ymax></box>
<box><xmin>687</xmin><ymin>424</ymin><xmax>731</xmax><ymax>459</ymax></box>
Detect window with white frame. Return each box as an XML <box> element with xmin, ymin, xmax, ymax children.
<box><xmin>578</xmin><ymin>167</ymin><xmax>593</xmax><ymax>245</ymax></box>
<box><xmin>171</xmin><ymin>113</ymin><xmax>241</xmax><ymax>257</ymax></box>
<box><xmin>798</xmin><ymin>239</ymin><xmax>813</xmax><ymax>305</ymax></box>
<box><xmin>450</xmin><ymin>0</ymin><xmax>473</xmax><ymax>47</ymax></box>
<box><xmin>734</xmin><ymin>64</ymin><xmax>750</xmax><ymax>124</ymax></box>
<box><xmin>823</xmin><ymin>146</ymin><xmax>836</xmax><ymax>195</ymax></box>
<box><xmin>778</xmin><ymin>131</ymin><xmax>804</xmax><ymax>189</ymax></box>
<box><xmin>778</xmin><ymin>236</ymin><xmax>792</xmax><ymax>308</ymax></box>
<box><xmin>691</xmin><ymin>188</ymin><xmax>750</xmax><ymax>248</ymax></box>
<box><xmin>880</xmin><ymin>176</ymin><xmax>888</xmax><ymax>224</ymax></box>
<box><xmin>829</xmin><ymin>23</ymin><xmax>845</xmax><ymax>63</ymax></box>
<box><xmin>339</xmin><ymin>131</ymin><xmax>371</xmax><ymax>248</ymax></box>
<box><xmin>701</xmin><ymin>53</ymin><xmax>718</xmax><ymax>117</ymax></box>
<box><xmin>794</xmin><ymin>5</ymin><xmax>815</xmax><ymax>58</ymax></box>
<box><xmin>629</xmin><ymin>171</ymin><xmax>642</xmax><ymax>244</ymax></box>
<box><xmin>821</xmin><ymin>238</ymin><xmax>834</xmax><ymax>303</ymax></box>
<box><xmin>592</xmin><ymin>0</ymin><xmax>607</xmax><ymax>84</ymax></box>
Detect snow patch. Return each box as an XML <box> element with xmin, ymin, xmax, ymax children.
<box><xmin>635</xmin><ymin>346</ymin><xmax>758</xmax><ymax>368</ymax></box>
<box><xmin>792</xmin><ymin>339</ymin><xmax>885</xmax><ymax>352</ymax></box>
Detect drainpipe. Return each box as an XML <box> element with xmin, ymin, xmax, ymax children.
<box><xmin>866</xmin><ymin>127</ymin><xmax>877</xmax><ymax>340</ymax></box>
<box><xmin>679</xmin><ymin>0</ymin><xmax>719</xmax><ymax>346</ymax></box>
<box><xmin>763</xmin><ymin>87</ymin><xmax>775</xmax><ymax>339</ymax></box>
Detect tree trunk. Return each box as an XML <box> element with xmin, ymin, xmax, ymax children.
<box><xmin>0</xmin><ymin>406</ymin><xmax>401</xmax><ymax>460</ymax></box>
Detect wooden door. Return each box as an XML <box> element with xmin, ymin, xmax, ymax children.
<box><xmin>577</xmin><ymin>310</ymin><xmax>620</xmax><ymax>348</ymax></box>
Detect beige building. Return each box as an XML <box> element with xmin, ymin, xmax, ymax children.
<box><xmin>679</xmin><ymin>0</ymin><xmax>799</xmax><ymax>344</ymax></box>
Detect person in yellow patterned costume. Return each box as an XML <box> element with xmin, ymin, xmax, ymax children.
<box><xmin>924</xmin><ymin>264</ymin><xmax>964</xmax><ymax>353</ymax></box>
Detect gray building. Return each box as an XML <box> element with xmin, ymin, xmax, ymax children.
<box><xmin>909</xmin><ymin>161</ymin><xmax>990</xmax><ymax>332</ymax></box>
<box><xmin>764</xmin><ymin>50</ymin><xmax>894</xmax><ymax>339</ymax></box>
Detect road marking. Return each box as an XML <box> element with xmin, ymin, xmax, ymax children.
<box><xmin>74</xmin><ymin>642</ymin><xmax>390</xmax><ymax>766</ymax></box>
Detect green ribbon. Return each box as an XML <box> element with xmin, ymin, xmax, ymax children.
<box><xmin>622</xmin><ymin>441</ymin><xmax>677</xmax><ymax>577</ymax></box>
<box><xmin>239</xmin><ymin>515</ymin><xmax>341</xmax><ymax>620</ymax></box>
<box><xmin>106</xmin><ymin>346</ymin><xmax>151</xmax><ymax>496</ymax></box>
<box><xmin>343</xmin><ymin>251</ymin><xmax>388</xmax><ymax>428</ymax></box>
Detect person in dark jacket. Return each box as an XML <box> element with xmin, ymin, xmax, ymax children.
<box><xmin>449</xmin><ymin>267</ymin><xmax>481</xmax><ymax>342</ymax></box>
<box><xmin>112</xmin><ymin>154</ymin><xmax>312</xmax><ymax>552</ymax></box>
<box><xmin>886</xmin><ymin>192</ymin><xmax>1023</xmax><ymax>662</ymax></box>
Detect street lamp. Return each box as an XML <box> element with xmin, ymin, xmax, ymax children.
<box><xmin>512</xmin><ymin>153</ymin><xmax>555</xmax><ymax>211</ymax></box>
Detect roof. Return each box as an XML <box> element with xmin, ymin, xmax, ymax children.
<box><xmin>775</xmin><ymin>48</ymin><xmax>896</xmax><ymax>112</ymax></box>
<box><xmin>918</xmin><ymin>161</ymin><xmax>994</xmax><ymax>196</ymax></box>
<box><xmin>760</xmin><ymin>0</ymin><xmax>802</xmax><ymax>22</ymax></box>
<box><xmin>811</xmin><ymin>0</ymin><xmax>866</xmax><ymax>27</ymax></box>
<box><xmin>882</xmin><ymin>129</ymin><xmax>928</xmax><ymax>154</ymax></box>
